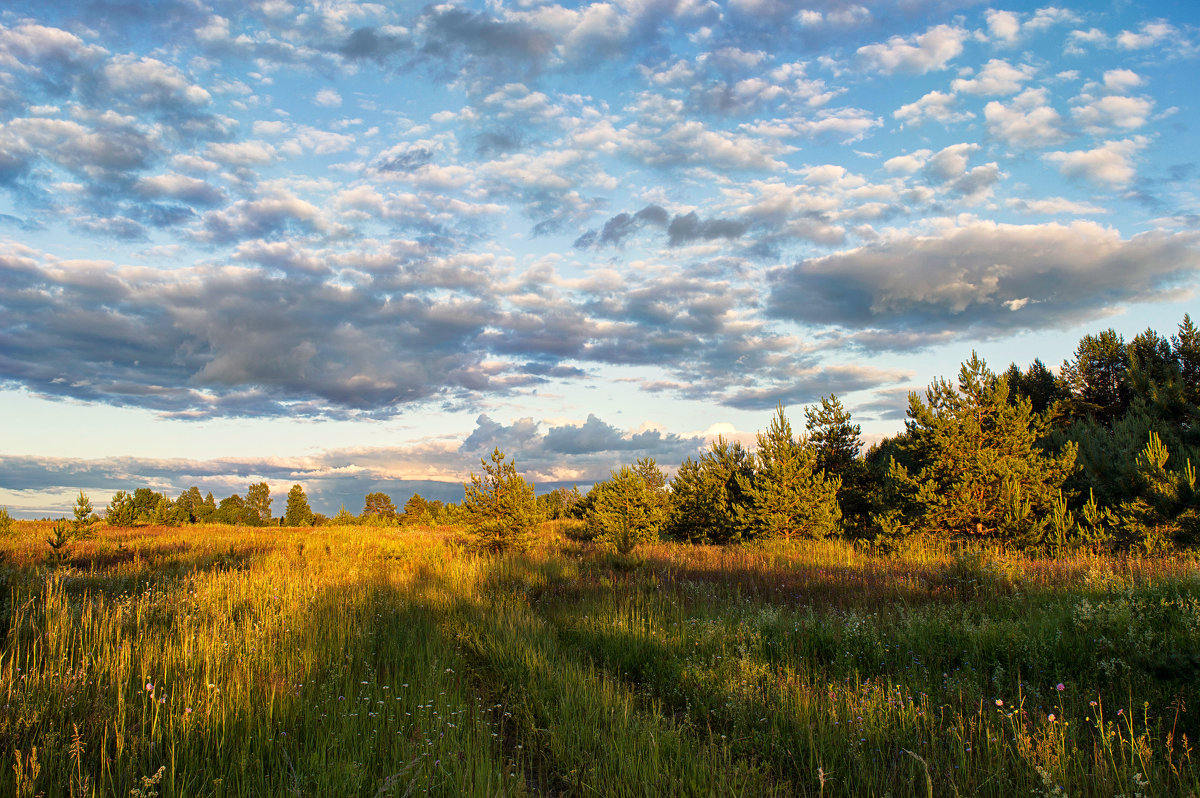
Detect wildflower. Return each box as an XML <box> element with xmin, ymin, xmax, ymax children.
<box><xmin>995</xmin><ymin>699</ymin><xmax>1003</xmax><ymax>707</ymax></box>
<box><xmin>145</xmin><ymin>682</ymin><xmax>154</xmax><ymax>692</ymax></box>
<box><xmin>185</xmin><ymin>707</ymin><xmax>192</xmax><ymax>714</ymax></box>
<box><xmin>1056</xmin><ymin>683</ymin><xmax>1065</xmax><ymax>692</ymax></box>
<box><xmin>1048</xmin><ymin>714</ymin><xmax>1056</xmax><ymax>722</ymax></box>
<box><xmin>1117</xmin><ymin>709</ymin><xmax>1124</xmax><ymax>716</ymax></box>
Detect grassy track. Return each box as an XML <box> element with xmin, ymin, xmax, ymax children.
<box><xmin>1</xmin><ymin>521</ymin><xmax>1198</xmax><ymax>796</ymax></box>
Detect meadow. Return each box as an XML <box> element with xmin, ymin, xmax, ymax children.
<box><xmin>1</xmin><ymin>520</ymin><xmax>1199</xmax><ymax>797</ymax></box>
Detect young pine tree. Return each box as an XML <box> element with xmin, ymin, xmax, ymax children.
<box><xmin>463</xmin><ymin>448</ymin><xmax>537</xmax><ymax>553</ymax></box>
<box><xmin>587</xmin><ymin>464</ymin><xmax>667</xmax><ymax>554</ymax></box>
<box><xmin>805</xmin><ymin>395</ymin><xmax>870</xmax><ymax>533</ymax></box>
<box><xmin>894</xmin><ymin>353</ymin><xmax>1077</xmax><ymax>546</ymax></box>
<box><xmin>667</xmin><ymin>438</ymin><xmax>752</xmax><ymax>543</ymax></box>
<box><xmin>740</xmin><ymin>405</ymin><xmax>841</xmax><ymax>541</ymax></box>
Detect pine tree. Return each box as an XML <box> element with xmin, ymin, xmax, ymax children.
<box><xmin>1173</xmin><ymin>314</ymin><xmax>1200</xmax><ymax>406</ymax></box>
<box><xmin>740</xmin><ymin>405</ymin><xmax>841</xmax><ymax>540</ymax></box>
<box><xmin>805</xmin><ymin>395</ymin><xmax>870</xmax><ymax>533</ymax></box>
<box><xmin>587</xmin><ymin>464</ymin><xmax>666</xmax><ymax>554</ymax></box>
<box><xmin>198</xmin><ymin>491</ymin><xmax>217</xmax><ymax>523</ymax></box>
<box><xmin>462</xmin><ymin>448</ymin><xmax>536</xmax><ymax>553</ymax></box>
<box><xmin>1060</xmin><ymin>329</ymin><xmax>1131</xmax><ymax>424</ymax></box>
<box><xmin>283</xmin><ymin>484</ymin><xmax>315</xmax><ymax>527</ymax></box>
<box><xmin>897</xmin><ymin>353</ymin><xmax>1077</xmax><ymax>545</ymax></box>
<box><xmin>106</xmin><ymin>490</ymin><xmax>136</xmax><ymax>526</ymax></box>
<box><xmin>805</xmin><ymin>395</ymin><xmax>861</xmax><ymax>475</ymax></box>
<box><xmin>72</xmin><ymin>490</ymin><xmax>93</xmax><ymax>533</ymax></box>
<box><xmin>1003</xmin><ymin>359</ymin><xmax>1065</xmax><ymax>417</ymax></box>
<box><xmin>666</xmin><ymin>438</ymin><xmax>752</xmax><ymax>543</ymax></box>
<box><xmin>363</xmin><ymin>492</ymin><xmax>397</xmax><ymax>521</ymax></box>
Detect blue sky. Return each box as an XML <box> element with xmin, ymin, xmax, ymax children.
<box><xmin>1</xmin><ymin>0</ymin><xmax>1198</xmax><ymax>517</ymax></box>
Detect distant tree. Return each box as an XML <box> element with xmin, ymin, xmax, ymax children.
<box><xmin>1174</xmin><ymin>314</ymin><xmax>1200</xmax><ymax>406</ymax></box>
<box><xmin>106</xmin><ymin>490</ymin><xmax>136</xmax><ymax>526</ymax></box>
<box><xmin>152</xmin><ymin>495</ymin><xmax>175</xmax><ymax>526</ymax></box>
<box><xmin>667</xmin><ymin>437</ymin><xmax>753</xmax><ymax>544</ymax></box>
<box><xmin>401</xmin><ymin>493</ymin><xmax>431</xmax><ymax>526</ymax></box>
<box><xmin>0</xmin><ymin>506</ymin><xmax>15</xmax><ymax>537</ymax></box>
<box><xmin>462</xmin><ymin>448</ymin><xmax>537</xmax><ymax>553</ymax></box>
<box><xmin>805</xmin><ymin>395</ymin><xmax>861</xmax><ymax>476</ymax></box>
<box><xmin>246</xmin><ymin>482</ymin><xmax>272</xmax><ymax>524</ymax></box>
<box><xmin>1003</xmin><ymin>359</ymin><xmax>1066</xmax><ymax>418</ymax></box>
<box><xmin>72</xmin><ymin>490</ymin><xmax>94</xmax><ymax>533</ymax></box>
<box><xmin>363</xmin><ymin>491</ymin><xmax>397</xmax><ymax>521</ymax></box>
<box><xmin>587</xmin><ymin>464</ymin><xmax>667</xmax><ymax>554</ymax></box>
<box><xmin>174</xmin><ymin>486</ymin><xmax>205</xmax><ymax>523</ymax></box>
<box><xmin>1128</xmin><ymin>328</ymin><xmax>1177</xmax><ymax>389</ymax></box>
<box><xmin>888</xmin><ymin>353</ymin><xmax>1078</xmax><ymax>547</ymax></box>
<box><xmin>740</xmin><ymin>405</ymin><xmax>841</xmax><ymax>540</ymax></box>
<box><xmin>283</xmin><ymin>484</ymin><xmax>315</xmax><ymax>527</ymax></box>
<box><xmin>1060</xmin><ymin>329</ymin><xmax>1131</xmax><ymax>424</ymax></box>
<box><xmin>131</xmin><ymin>488</ymin><xmax>163</xmax><ymax>524</ymax></box>
<box><xmin>805</xmin><ymin>395</ymin><xmax>871</xmax><ymax>532</ymax></box>
<box><xmin>536</xmin><ymin>488</ymin><xmax>567</xmax><ymax>521</ymax></box>
<box><xmin>215</xmin><ymin>494</ymin><xmax>259</xmax><ymax>525</ymax></box>
<box><xmin>332</xmin><ymin>504</ymin><xmax>358</xmax><ymax>525</ymax></box>
<box><xmin>198</xmin><ymin>491</ymin><xmax>217</xmax><ymax>523</ymax></box>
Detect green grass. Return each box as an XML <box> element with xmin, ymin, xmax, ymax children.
<box><xmin>1</xmin><ymin>521</ymin><xmax>1198</xmax><ymax>795</ymax></box>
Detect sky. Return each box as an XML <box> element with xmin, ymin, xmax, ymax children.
<box><xmin>1</xmin><ymin>0</ymin><xmax>1198</xmax><ymax>518</ymax></box>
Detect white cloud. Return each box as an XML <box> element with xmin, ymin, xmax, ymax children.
<box><xmin>1071</xmin><ymin>93</ymin><xmax>1153</xmax><ymax>134</ymax></box>
<box><xmin>1103</xmin><ymin>69</ymin><xmax>1143</xmax><ymax>93</ymax></box>
<box><xmin>1006</xmin><ymin>196</ymin><xmax>1108</xmax><ymax>215</ymax></box>
<box><xmin>950</xmin><ymin>59</ymin><xmax>1035</xmax><ymax>96</ymax></box>
<box><xmin>205</xmin><ymin>140</ymin><xmax>276</xmax><ymax>166</ymax></box>
<box><xmin>1065</xmin><ymin>27</ymin><xmax>1107</xmax><ymax>55</ymax></box>
<box><xmin>894</xmin><ymin>90</ymin><xmax>973</xmax><ymax>127</ymax></box>
<box><xmin>925</xmin><ymin>142</ymin><xmax>978</xmax><ymax>180</ymax></box>
<box><xmin>883</xmin><ymin>150</ymin><xmax>931</xmax><ymax>174</ymax></box>
<box><xmin>1044</xmin><ymin>137</ymin><xmax>1147</xmax><ymax>188</ymax></box>
<box><xmin>102</xmin><ymin>55</ymin><xmax>211</xmax><ymax>108</ymax></box>
<box><xmin>985</xmin><ymin>9</ymin><xmax>1020</xmax><ymax>45</ymax></box>
<box><xmin>984</xmin><ymin>87</ymin><xmax>1067</xmax><ymax>146</ymax></box>
<box><xmin>1117</xmin><ymin>21</ymin><xmax>1175</xmax><ymax>50</ymax></box>
<box><xmin>314</xmin><ymin>88</ymin><xmax>342</xmax><ymax>107</ymax></box>
<box><xmin>856</xmin><ymin>24</ymin><xmax>966</xmax><ymax>75</ymax></box>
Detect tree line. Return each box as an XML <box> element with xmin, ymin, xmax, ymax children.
<box><xmin>461</xmin><ymin>314</ymin><xmax>1199</xmax><ymax>555</ymax></box>
<box><xmin>48</xmin><ymin>314</ymin><xmax>1198</xmax><ymax>556</ymax></box>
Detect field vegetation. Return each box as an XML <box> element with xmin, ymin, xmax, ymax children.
<box><xmin>1</xmin><ymin>520</ymin><xmax>1198</xmax><ymax>796</ymax></box>
<box><xmin>2</xmin><ymin>316</ymin><xmax>1199</xmax><ymax>795</ymax></box>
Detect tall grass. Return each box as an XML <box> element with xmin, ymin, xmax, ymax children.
<box><xmin>1</xmin><ymin>520</ymin><xmax>1197</xmax><ymax>795</ymax></box>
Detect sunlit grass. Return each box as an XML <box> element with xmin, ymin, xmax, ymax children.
<box><xmin>1</xmin><ymin>520</ymin><xmax>1197</xmax><ymax>795</ymax></box>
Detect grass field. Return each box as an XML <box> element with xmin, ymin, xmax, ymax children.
<box><xmin>1</xmin><ymin>520</ymin><xmax>1199</xmax><ymax>796</ymax></box>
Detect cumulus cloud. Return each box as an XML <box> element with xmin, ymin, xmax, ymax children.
<box><xmin>985</xmin><ymin>9</ymin><xmax>1020</xmax><ymax>45</ymax></box>
<box><xmin>1044</xmin><ymin>137</ymin><xmax>1147</xmax><ymax>188</ymax></box>
<box><xmin>950</xmin><ymin>59</ymin><xmax>1035</xmax><ymax>96</ymax></box>
<box><xmin>768</xmin><ymin>220</ymin><xmax>1200</xmax><ymax>347</ymax></box>
<box><xmin>1071</xmin><ymin>93</ymin><xmax>1153</xmax><ymax>134</ymax></box>
<box><xmin>984</xmin><ymin>87</ymin><xmax>1067</xmax><ymax>146</ymax></box>
<box><xmin>894</xmin><ymin>90</ymin><xmax>973</xmax><ymax>127</ymax></box>
<box><xmin>855</xmin><ymin>24</ymin><xmax>966</xmax><ymax>74</ymax></box>
<box><xmin>1116</xmin><ymin>21</ymin><xmax>1176</xmax><ymax>50</ymax></box>
<box><xmin>313</xmin><ymin>88</ymin><xmax>342</xmax><ymax>107</ymax></box>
